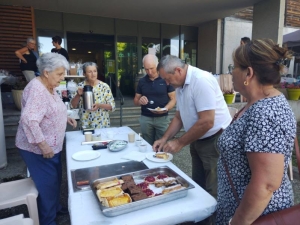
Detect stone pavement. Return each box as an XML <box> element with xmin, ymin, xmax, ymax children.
<box><xmin>0</xmin><ymin>145</ymin><xmax>300</xmax><ymax>225</ymax></box>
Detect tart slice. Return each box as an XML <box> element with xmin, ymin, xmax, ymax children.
<box><xmin>155</xmin><ymin>152</ymin><xmax>169</xmax><ymax>160</ymax></box>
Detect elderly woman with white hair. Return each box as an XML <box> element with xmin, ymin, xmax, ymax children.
<box><xmin>15</xmin><ymin>37</ymin><xmax>39</xmax><ymax>82</ymax></box>
<box><xmin>15</xmin><ymin>53</ymin><xmax>77</xmax><ymax>225</ymax></box>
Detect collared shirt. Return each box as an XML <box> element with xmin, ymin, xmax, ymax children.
<box><xmin>16</xmin><ymin>78</ymin><xmax>67</xmax><ymax>154</ymax></box>
<box><xmin>137</xmin><ymin>75</ymin><xmax>175</xmax><ymax>117</ymax></box>
<box><xmin>176</xmin><ymin>65</ymin><xmax>232</xmax><ymax>139</ymax></box>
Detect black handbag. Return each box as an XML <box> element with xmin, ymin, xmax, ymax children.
<box><xmin>222</xmin><ymin>137</ymin><xmax>300</xmax><ymax>225</ymax></box>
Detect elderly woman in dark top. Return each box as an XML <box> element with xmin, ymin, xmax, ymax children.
<box><xmin>16</xmin><ymin>53</ymin><xmax>77</xmax><ymax>225</ymax></box>
<box><xmin>217</xmin><ymin>39</ymin><xmax>296</xmax><ymax>225</ymax></box>
<box><xmin>15</xmin><ymin>37</ymin><xmax>39</xmax><ymax>82</ymax></box>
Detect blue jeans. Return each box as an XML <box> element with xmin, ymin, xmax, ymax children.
<box><xmin>19</xmin><ymin>149</ymin><xmax>62</xmax><ymax>225</ymax></box>
<box><xmin>139</xmin><ymin>115</ymin><xmax>170</xmax><ymax>145</ymax></box>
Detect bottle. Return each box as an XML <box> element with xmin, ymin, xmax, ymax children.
<box><xmin>83</xmin><ymin>85</ymin><xmax>94</xmax><ymax>110</ymax></box>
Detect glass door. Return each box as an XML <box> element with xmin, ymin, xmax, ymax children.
<box><xmin>117</xmin><ymin>36</ymin><xmax>138</xmax><ymax>96</ymax></box>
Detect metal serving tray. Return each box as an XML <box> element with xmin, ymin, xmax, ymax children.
<box><xmin>70</xmin><ymin>161</ymin><xmax>148</xmax><ymax>192</ymax></box>
<box><xmin>91</xmin><ymin>166</ymin><xmax>195</xmax><ymax>217</ymax></box>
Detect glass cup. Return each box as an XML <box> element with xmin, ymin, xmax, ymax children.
<box><xmin>139</xmin><ymin>144</ymin><xmax>147</xmax><ymax>152</ymax></box>
<box><xmin>128</xmin><ymin>133</ymin><xmax>135</xmax><ymax>143</ymax></box>
<box><xmin>92</xmin><ymin>134</ymin><xmax>101</xmax><ymax>141</ymax></box>
<box><xmin>135</xmin><ymin>139</ymin><xmax>142</xmax><ymax>147</ymax></box>
<box><xmin>84</xmin><ymin>132</ymin><xmax>93</xmax><ymax>142</ymax></box>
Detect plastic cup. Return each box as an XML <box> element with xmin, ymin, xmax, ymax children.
<box><xmin>135</xmin><ymin>139</ymin><xmax>142</xmax><ymax>147</ymax></box>
<box><xmin>139</xmin><ymin>144</ymin><xmax>147</xmax><ymax>152</ymax></box>
<box><xmin>84</xmin><ymin>132</ymin><xmax>92</xmax><ymax>142</ymax></box>
<box><xmin>92</xmin><ymin>134</ymin><xmax>101</xmax><ymax>141</ymax></box>
<box><xmin>128</xmin><ymin>133</ymin><xmax>135</xmax><ymax>143</ymax></box>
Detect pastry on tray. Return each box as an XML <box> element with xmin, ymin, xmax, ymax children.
<box><xmin>97</xmin><ymin>186</ymin><xmax>123</xmax><ymax>200</ymax></box>
<box><xmin>102</xmin><ymin>193</ymin><xmax>132</xmax><ymax>208</ymax></box>
<box><xmin>162</xmin><ymin>184</ymin><xmax>184</xmax><ymax>194</ymax></box>
<box><xmin>131</xmin><ymin>192</ymin><xmax>148</xmax><ymax>202</ymax></box>
<box><xmin>137</xmin><ymin>182</ymin><xmax>149</xmax><ymax>190</ymax></box>
<box><xmin>96</xmin><ymin>178</ymin><xmax>124</xmax><ymax>190</ymax></box>
<box><xmin>155</xmin><ymin>152</ymin><xmax>169</xmax><ymax>160</ymax></box>
<box><xmin>144</xmin><ymin>176</ymin><xmax>156</xmax><ymax>184</ymax></box>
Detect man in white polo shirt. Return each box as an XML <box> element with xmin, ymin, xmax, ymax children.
<box><xmin>154</xmin><ymin>55</ymin><xmax>232</xmax><ymax>201</ymax></box>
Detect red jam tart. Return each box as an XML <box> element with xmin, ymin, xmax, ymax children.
<box><xmin>156</xmin><ymin>174</ymin><xmax>168</xmax><ymax>179</ymax></box>
<box><xmin>144</xmin><ymin>176</ymin><xmax>155</xmax><ymax>183</ymax></box>
<box><xmin>137</xmin><ymin>182</ymin><xmax>149</xmax><ymax>190</ymax></box>
<box><xmin>143</xmin><ymin>188</ymin><xmax>154</xmax><ymax>197</ymax></box>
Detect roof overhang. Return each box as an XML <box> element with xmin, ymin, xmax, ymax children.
<box><xmin>0</xmin><ymin>0</ymin><xmax>262</xmax><ymax>26</ymax></box>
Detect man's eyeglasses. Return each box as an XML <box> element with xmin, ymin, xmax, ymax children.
<box><xmin>29</xmin><ymin>42</ymin><xmax>36</xmax><ymax>45</ymax></box>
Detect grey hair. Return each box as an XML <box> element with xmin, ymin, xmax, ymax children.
<box><xmin>26</xmin><ymin>37</ymin><xmax>35</xmax><ymax>43</ymax></box>
<box><xmin>157</xmin><ymin>55</ymin><xmax>185</xmax><ymax>74</ymax></box>
<box><xmin>82</xmin><ymin>62</ymin><xmax>98</xmax><ymax>74</ymax></box>
<box><xmin>36</xmin><ymin>53</ymin><xmax>69</xmax><ymax>73</ymax></box>
<box><xmin>142</xmin><ymin>54</ymin><xmax>158</xmax><ymax>67</ymax></box>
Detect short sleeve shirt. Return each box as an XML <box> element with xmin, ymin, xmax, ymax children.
<box><xmin>216</xmin><ymin>94</ymin><xmax>296</xmax><ymax>224</ymax></box>
<box><xmin>75</xmin><ymin>80</ymin><xmax>116</xmax><ymax>129</ymax></box>
<box><xmin>51</xmin><ymin>48</ymin><xmax>69</xmax><ymax>61</ymax></box>
<box><xmin>136</xmin><ymin>75</ymin><xmax>175</xmax><ymax>117</ymax></box>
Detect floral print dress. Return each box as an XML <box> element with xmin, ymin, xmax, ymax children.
<box><xmin>76</xmin><ymin>80</ymin><xmax>115</xmax><ymax>129</ymax></box>
<box><xmin>216</xmin><ymin>94</ymin><xmax>296</xmax><ymax>225</ymax></box>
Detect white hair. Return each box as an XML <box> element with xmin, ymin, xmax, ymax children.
<box><xmin>26</xmin><ymin>37</ymin><xmax>35</xmax><ymax>43</ymax></box>
<box><xmin>36</xmin><ymin>53</ymin><xmax>69</xmax><ymax>73</ymax></box>
<box><xmin>142</xmin><ymin>54</ymin><xmax>159</xmax><ymax>67</ymax></box>
<box><xmin>157</xmin><ymin>55</ymin><xmax>185</xmax><ymax>74</ymax></box>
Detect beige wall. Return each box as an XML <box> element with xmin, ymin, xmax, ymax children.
<box><xmin>198</xmin><ymin>19</ymin><xmax>221</xmax><ymax>73</ymax></box>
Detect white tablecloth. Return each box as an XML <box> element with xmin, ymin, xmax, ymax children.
<box><xmin>66</xmin><ymin>127</ymin><xmax>217</xmax><ymax>225</ymax></box>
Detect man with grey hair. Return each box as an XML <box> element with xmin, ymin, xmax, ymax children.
<box><xmin>154</xmin><ymin>55</ymin><xmax>231</xmax><ymax>209</ymax></box>
<box><xmin>134</xmin><ymin>54</ymin><xmax>176</xmax><ymax>145</ymax></box>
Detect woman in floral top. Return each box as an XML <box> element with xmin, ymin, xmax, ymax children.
<box><xmin>16</xmin><ymin>53</ymin><xmax>77</xmax><ymax>225</ymax></box>
<box><xmin>71</xmin><ymin>62</ymin><xmax>115</xmax><ymax>129</ymax></box>
<box><xmin>216</xmin><ymin>39</ymin><xmax>296</xmax><ymax>225</ymax></box>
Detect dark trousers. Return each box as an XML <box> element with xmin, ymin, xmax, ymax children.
<box><xmin>190</xmin><ymin>134</ymin><xmax>221</xmax><ymax>225</ymax></box>
<box><xmin>19</xmin><ymin>149</ymin><xmax>62</xmax><ymax>225</ymax></box>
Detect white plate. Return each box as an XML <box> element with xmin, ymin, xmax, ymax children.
<box><xmin>146</xmin><ymin>152</ymin><xmax>173</xmax><ymax>163</ymax></box>
<box><xmin>147</xmin><ymin>108</ymin><xmax>167</xmax><ymax>112</ymax></box>
<box><xmin>72</xmin><ymin>150</ymin><xmax>101</xmax><ymax>161</ymax></box>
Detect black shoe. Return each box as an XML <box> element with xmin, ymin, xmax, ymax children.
<box><xmin>57</xmin><ymin>207</ymin><xmax>69</xmax><ymax>215</ymax></box>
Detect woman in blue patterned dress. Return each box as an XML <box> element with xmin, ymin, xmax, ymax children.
<box><xmin>216</xmin><ymin>39</ymin><xmax>296</xmax><ymax>225</ymax></box>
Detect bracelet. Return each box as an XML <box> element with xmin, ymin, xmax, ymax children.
<box><xmin>229</xmin><ymin>218</ymin><xmax>232</xmax><ymax>225</ymax></box>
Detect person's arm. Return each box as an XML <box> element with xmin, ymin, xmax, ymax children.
<box><xmin>70</xmin><ymin>87</ymin><xmax>83</xmax><ymax>108</ymax></box>
<box><xmin>164</xmin><ymin>91</ymin><xmax>176</xmax><ymax>111</ymax></box>
<box><xmin>162</xmin><ymin>110</ymin><xmax>215</xmax><ymax>153</ymax></box>
<box><xmin>153</xmin><ymin>111</ymin><xmax>183</xmax><ymax>151</ymax></box>
<box><xmin>91</xmin><ymin>83</ymin><xmax>115</xmax><ymax>111</ymax></box>
<box><xmin>134</xmin><ymin>93</ymin><xmax>149</xmax><ymax>106</ymax></box>
<box><xmin>15</xmin><ymin>47</ymin><xmax>29</xmax><ymax>63</ymax></box>
<box><xmin>230</xmin><ymin>153</ymin><xmax>284</xmax><ymax>225</ymax></box>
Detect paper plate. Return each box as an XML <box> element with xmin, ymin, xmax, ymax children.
<box><xmin>146</xmin><ymin>152</ymin><xmax>173</xmax><ymax>163</ymax></box>
<box><xmin>72</xmin><ymin>150</ymin><xmax>101</xmax><ymax>161</ymax></box>
<box><xmin>147</xmin><ymin>108</ymin><xmax>167</xmax><ymax>112</ymax></box>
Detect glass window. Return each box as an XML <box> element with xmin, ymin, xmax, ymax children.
<box><xmin>142</xmin><ymin>37</ymin><xmax>161</xmax><ymax>60</ymax></box>
<box><xmin>181</xmin><ymin>40</ymin><xmax>197</xmax><ymax>66</ymax></box>
<box><xmin>117</xmin><ymin>36</ymin><xmax>138</xmax><ymax>96</ymax></box>
<box><xmin>162</xmin><ymin>37</ymin><xmax>179</xmax><ymax>57</ymax></box>
<box><xmin>38</xmin><ymin>36</ymin><xmax>65</xmax><ymax>56</ymax></box>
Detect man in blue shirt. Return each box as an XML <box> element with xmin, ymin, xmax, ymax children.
<box><xmin>134</xmin><ymin>54</ymin><xmax>176</xmax><ymax>145</ymax></box>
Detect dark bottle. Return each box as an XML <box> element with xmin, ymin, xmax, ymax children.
<box><xmin>83</xmin><ymin>85</ymin><xmax>94</xmax><ymax>110</ymax></box>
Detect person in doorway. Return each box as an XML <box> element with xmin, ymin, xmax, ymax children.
<box><xmin>134</xmin><ymin>54</ymin><xmax>176</xmax><ymax>145</ymax></box>
<box><xmin>240</xmin><ymin>37</ymin><xmax>251</xmax><ymax>46</ymax></box>
<box><xmin>153</xmin><ymin>55</ymin><xmax>232</xmax><ymax>199</ymax></box>
<box><xmin>70</xmin><ymin>62</ymin><xmax>115</xmax><ymax>129</ymax></box>
<box><xmin>16</xmin><ymin>53</ymin><xmax>77</xmax><ymax>225</ymax></box>
<box><xmin>51</xmin><ymin>36</ymin><xmax>69</xmax><ymax>61</ymax></box>
<box><xmin>15</xmin><ymin>37</ymin><xmax>39</xmax><ymax>82</ymax></box>
<box><xmin>216</xmin><ymin>39</ymin><xmax>296</xmax><ymax>225</ymax></box>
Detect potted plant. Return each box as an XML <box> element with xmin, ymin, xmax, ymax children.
<box><xmin>11</xmin><ymin>78</ymin><xmax>28</xmax><ymax>110</ymax></box>
<box><xmin>281</xmin><ymin>82</ymin><xmax>300</xmax><ymax>101</ymax></box>
<box><xmin>223</xmin><ymin>90</ymin><xmax>235</xmax><ymax>104</ymax></box>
